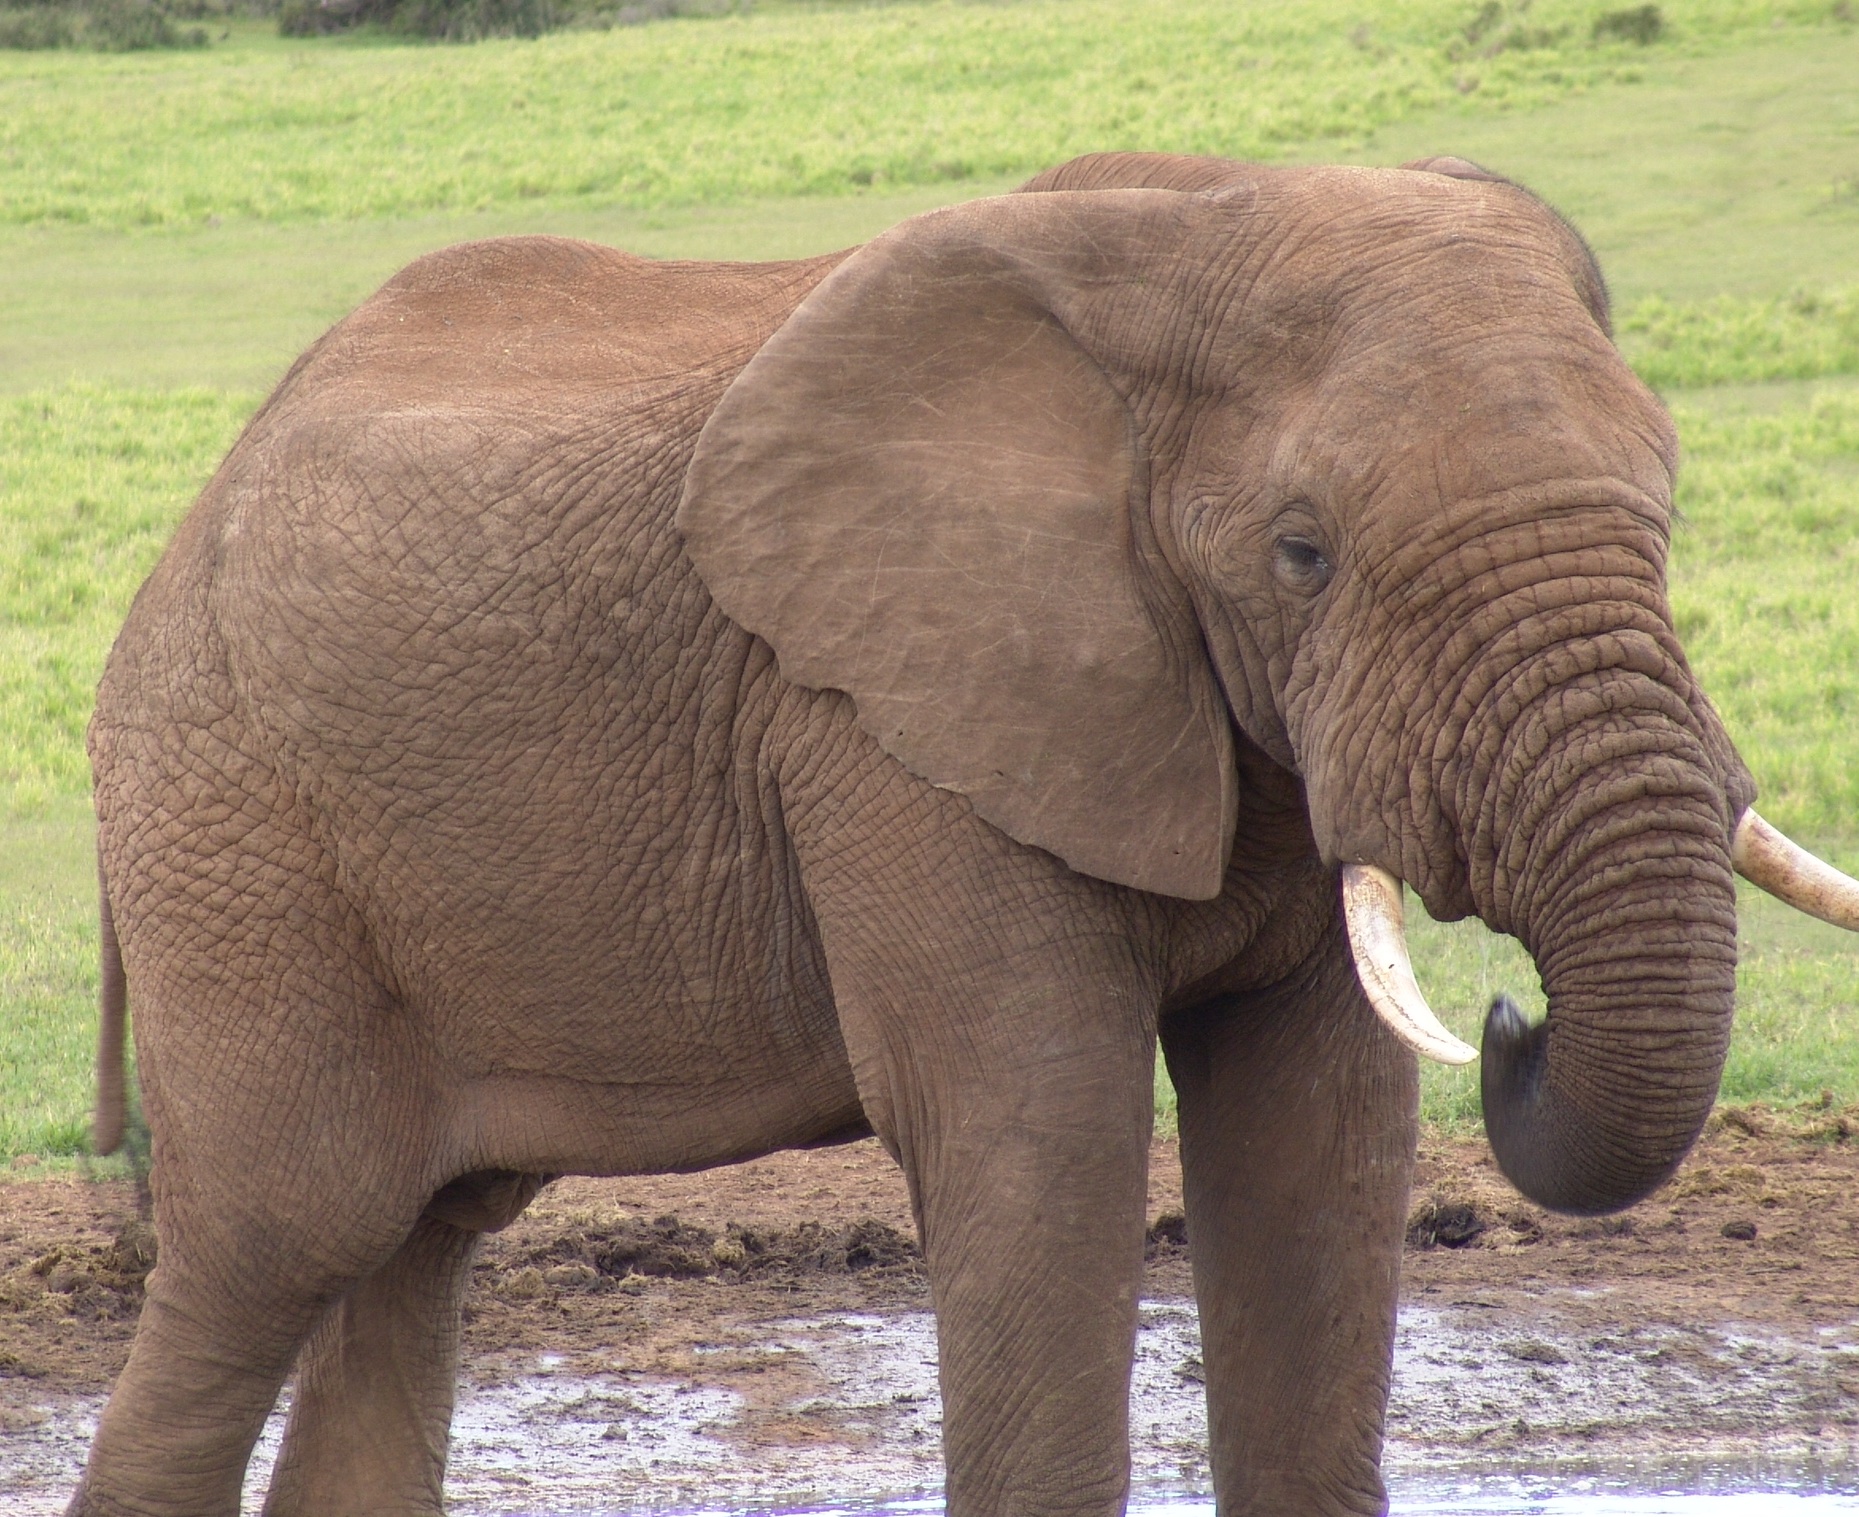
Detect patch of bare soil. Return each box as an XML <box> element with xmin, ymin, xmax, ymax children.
<box><xmin>450</xmin><ymin>1140</ymin><xmax>1195</xmax><ymax>1387</ymax></box>
<box><xmin>1403</xmin><ymin>1104</ymin><xmax>1859</xmax><ymax>1334</ymax></box>
<box><xmin>1395</xmin><ymin>1106</ymin><xmax>1859</xmax><ymax>1472</ymax></box>
<box><xmin>4</xmin><ymin>1106</ymin><xmax>1859</xmax><ymax>1486</ymax></box>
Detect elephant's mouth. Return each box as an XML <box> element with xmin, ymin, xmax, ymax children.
<box><xmin>1341</xmin><ymin>807</ymin><xmax>1859</xmax><ymax>1067</ymax></box>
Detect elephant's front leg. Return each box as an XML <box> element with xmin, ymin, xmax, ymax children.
<box><xmin>798</xmin><ymin>819</ymin><xmax>1158</xmax><ymax>1515</ymax></box>
<box><xmin>1161</xmin><ymin>913</ymin><xmax>1419</xmax><ymax>1517</ymax></box>
<box><xmin>918</xmin><ymin>1010</ymin><xmax>1155</xmax><ymax>1517</ymax></box>
<box><xmin>857</xmin><ymin>978</ymin><xmax>1155</xmax><ymax>1517</ymax></box>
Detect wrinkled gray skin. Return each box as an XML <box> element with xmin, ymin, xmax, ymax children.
<box><xmin>77</xmin><ymin>152</ymin><xmax>1753</xmax><ymax>1517</ymax></box>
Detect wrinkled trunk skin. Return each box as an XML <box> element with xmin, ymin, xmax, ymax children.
<box><xmin>1475</xmin><ymin>740</ymin><xmax>1739</xmax><ymax>1216</ymax></box>
<box><xmin>1281</xmin><ymin>478</ymin><xmax>1757</xmax><ymax>1218</ymax></box>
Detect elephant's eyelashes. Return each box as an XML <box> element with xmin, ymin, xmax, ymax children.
<box><xmin>1273</xmin><ymin>535</ymin><xmax>1334</xmax><ymax>595</ymax></box>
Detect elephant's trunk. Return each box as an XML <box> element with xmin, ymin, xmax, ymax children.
<box><xmin>1475</xmin><ymin>745</ymin><xmax>1738</xmax><ymax>1215</ymax></box>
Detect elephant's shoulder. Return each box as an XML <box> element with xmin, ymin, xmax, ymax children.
<box><xmin>267</xmin><ymin>236</ymin><xmax>845</xmax><ymax>423</ymax></box>
<box><xmin>192</xmin><ymin>237</ymin><xmax>847</xmax><ymax>582</ymax></box>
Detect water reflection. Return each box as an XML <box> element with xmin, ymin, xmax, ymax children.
<box><xmin>713</xmin><ymin>1493</ymin><xmax>1859</xmax><ymax>1517</ymax></box>
<box><xmin>1389</xmin><ymin>1488</ymin><xmax>1859</xmax><ymax>1514</ymax></box>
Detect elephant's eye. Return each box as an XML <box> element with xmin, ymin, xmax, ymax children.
<box><xmin>1273</xmin><ymin>534</ymin><xmax>1334</xmax><ymax>595</ymax></box>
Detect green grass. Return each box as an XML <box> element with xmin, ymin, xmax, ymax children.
<box><xmin>0</xmin><ymin>0</ymin><xmax>1842</xmax><ymax>230</ymax></box>
<box><xmin>0</xmin><ymin>386</ymin><xmax>258</xmax><ymax>814</ymax></box>
<box><xmin>0</xmin><ymin>182</ymin><xmax>1026</xmax><ymax>392</ymax></box>
<box><xmin>5</xmin><ymin>2</ymin><xmax>1859</xmax><ymax>1157</ymax></box>
<box><xmin>0</xmin><ymin>799</ymin><xmax>105</xmax><ymax>1160</ymax></box>
<box><xmin>1621</xmin><ymin>291</ymin><xmax>1859</xmax><ymax>389</ymax></box>
<box><xmin>1328</xmin><ymin>17</ymin><xmax>1859</xmax><ymax>304</ymax></box>
<box><xmin>8</xmin><ymin>20</ymin><xmax>1859</xmax><ymax>395</ymax></box>
<box><xmin>1665</xmin><ymin>391</ymin><xmax>1859</xmax><ymax>841</ymax></box>
<box><xmin>7</xmin><ymin>18</ymin><xmax>1859</xmax><ymax>395</ymax></box>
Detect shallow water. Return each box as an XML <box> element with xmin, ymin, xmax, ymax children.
<box><xmin>648</xmin><ymin>1492</ymin><xmax>1859</xmax><ymax>1517</ymax></box>
<box><xmin>474</xmin><ymin>1488</ymin><xmax>1859</xmax><ymax>1515</ymax></box>
<box><xmin>4</xmin><ymin>1297</ymin><xmax>1858</xmax><ymax>1515</ymax></box>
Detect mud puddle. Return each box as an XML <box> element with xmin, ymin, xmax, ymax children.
<box><xmin>6</xmin><ymin>1298</ymin><xmax>1859</xmax><ymax>1514</ymax></box>
<box><xmin>799</xmin><ymin>1500</ymin><xmax>1859</xmax><ymax>1515</ymax></box>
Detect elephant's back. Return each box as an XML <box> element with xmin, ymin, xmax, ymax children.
<box><xmin>193</xmin><ymin>234</ymin><xmax>841</xmax><ymax>811</ymax></box>
<box><xmin>273</xmin><ymin>235</ymin><xmax>841</xmax><ymax>417</ymax></box>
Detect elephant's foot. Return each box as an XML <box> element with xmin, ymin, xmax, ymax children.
<box><xmin>261</xmin><ymin>1213</ymin><xmax>485</xmax><ymax>1516</ymax></box>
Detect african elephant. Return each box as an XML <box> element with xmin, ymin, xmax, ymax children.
<box><xmin>76</xmin><ymin>151</ymin><xmax>1859</xmax><ymax>1516</ymax></box>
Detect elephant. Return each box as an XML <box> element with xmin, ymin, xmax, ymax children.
<box><xmin>75</xmin><ymin>150</ymin><xmax>1859</xmax><ymax>1517</ymax></box>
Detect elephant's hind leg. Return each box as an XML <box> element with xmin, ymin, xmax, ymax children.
<box><xmin>74</xmin><ymin>799</ymin><xmax>453</xmax><ymax>1515</ymax></box>
<box><xmin>70</xmin><ymin>1047</ymin><xmax>443</xmax><ymax>1517</ymax></box>
<box><xmin>260</xmin><ymin>1172</ymin><xmax>541</xmax><ymax>1517</ymax></box>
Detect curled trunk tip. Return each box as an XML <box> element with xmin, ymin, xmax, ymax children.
<box><xmin>1480</xmin><ymin>992</ymin><xmax>1704</xmax><ymax>1217</ymax></box>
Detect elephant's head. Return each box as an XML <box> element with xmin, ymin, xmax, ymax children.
<box><xmin>678</xmin><ymin>153</ymin><xmax>1859</xmax><ymax>1215</ymax></box>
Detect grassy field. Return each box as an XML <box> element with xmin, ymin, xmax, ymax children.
<box><xmin>2</xmin><ymin>0</ymin><xmax>1857</xmax><ymax>1157</ymax></box>
<box><xmin>1</xmin><ymin>1</ymin><xmax>1839</xmax><ymax>230</ymax></box>
<box><xmin>0</xmin><ymin>798</ymin><xmax>103</xmax><ymax>1160</ymax></box>
<box><xmin>4</xmin><ymin>12</ymin><xmax>1856</xmax><ymax>393</ymax></box>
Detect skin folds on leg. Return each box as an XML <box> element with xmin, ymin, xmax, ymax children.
<box><xmin>264</xmin><ymin>1215</ymin><xmax>487</xmax><ymax>1517</ymax></box>
<box><xmin>1162</xmin><ymin>922</ymin><xmax>1419</xmax><ymax>1517</ymax></box>
<box><xmin>74</xmin><ymin>771</ymin><xmax>459</xmax><ymax>1516</ymax></box>
<box><xmin>789</xmin><ymin>762</ymin><xmax>1162</xmax><ymax>1517</ymax></box>
<box><xmin>830</xmin><ymin>944</ymin><xmax>1159</xmax><ymax>1517</ymax></box>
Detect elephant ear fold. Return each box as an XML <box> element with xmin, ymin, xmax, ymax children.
<box><xmin>1400</xmin><ymin>156</ymin><xmax>1612</xmax><ymax>332</ymax></box>
<box><xmin>678</xmin><ymin>191</ymin><xmax>1237</xmax><ymax>900</ymax></box>
<box><xmin>1397</xmin><ymin>155</ymin><xmax>1509</xmax><ymax>183</ymax></box>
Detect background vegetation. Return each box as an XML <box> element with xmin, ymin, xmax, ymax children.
<box><xmin>1</xmin><ymin>0</ymin><xmax>1845</xmax><ymax>226</ymax></box>
<box><xmin>0</xmin><ymin>0</ymin><xmax>210</xmax><ymax>52</ymax></box>
<box><xmin>2</xmin><ymin>0</ymin><xmax>1856</xmax><ymax>1158</ymax></box>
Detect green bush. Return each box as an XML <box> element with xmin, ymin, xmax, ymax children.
<box><xmin>1593</xmin><ymin>2</ymin><xmax>1667</xmax><ymax>41</ymax></box>
<box><xmin>0</xmin><ymin>5</ymin><xmax>74</xmax><ymax>44</ymax></box>
<box><xmin>1450</xmin><ymin>0</ymin><xmax>1570</xmax><ymax>57</ymax></box>
<box><xmin>276</xmin><ymin>0</ymin><xmax>742</xmax><ymax>40</ymax></box>
<box><xmin>0</xmin><ymin>0</ymin><xmax>209</xmax><ymax>49</ymax></box>
<box><xmin>277</xmin><ymin>0</ymin><xmax>547</xmax><ymax>39</ymax></box>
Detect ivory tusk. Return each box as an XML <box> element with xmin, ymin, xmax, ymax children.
<box><xmin>1341</xmin><ymin>864</ymin><xmax>1479</xmax><ymax>1066</ymax></box>
<box><xmin>1732</xmin><ymin>809</ymin><xmax>1859</xmax><ymax>933</ymax></box>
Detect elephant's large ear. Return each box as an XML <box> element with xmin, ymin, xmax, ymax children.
<box><xmin>678</xmin><ymin>191</ymin><xmax>1237</xmax><ymax>900</ymax></box>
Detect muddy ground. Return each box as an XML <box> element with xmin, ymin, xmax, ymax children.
<box><xmin>4</xmin><ymin>1107</ymin><xmax>1859</xmax><ymax>1510</ymax></box>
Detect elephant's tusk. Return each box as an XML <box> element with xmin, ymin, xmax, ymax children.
<box><xmin>1341</xmin><ymin>864</ymin><xmax>1479</xmax><ymax>1066</ymax></box>
<box><xmin>1732</xmin><ymin>809</ymin><xmax>1859</xmax><ymax>933</ymax></box>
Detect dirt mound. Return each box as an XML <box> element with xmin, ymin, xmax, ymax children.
<box><xmin>487</xmin><ymin>1213</ymin><xmax>924</xmax><ymax>1298</ymax></box>
<box><xmin>2</xmin><ymin>1215</ymin><xmax>153</xmax><ymax>1335</ymax></box>
<box><xmin>1145</xmin><ymin>1211</ymin><xmax>1189</xmax><ymax>1259</ymax></box>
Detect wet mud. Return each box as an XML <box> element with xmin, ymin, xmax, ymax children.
<box><xmin>4</xmin><ymin>1112</ymin><xmax>1859</xmax><ymax>1512</ymax></box>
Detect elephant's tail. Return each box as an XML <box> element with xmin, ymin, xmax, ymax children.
<box><xmin>94</xmin><ymin>852</ymin><xmax>127</xmax><ymax>1156</ymax></box>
